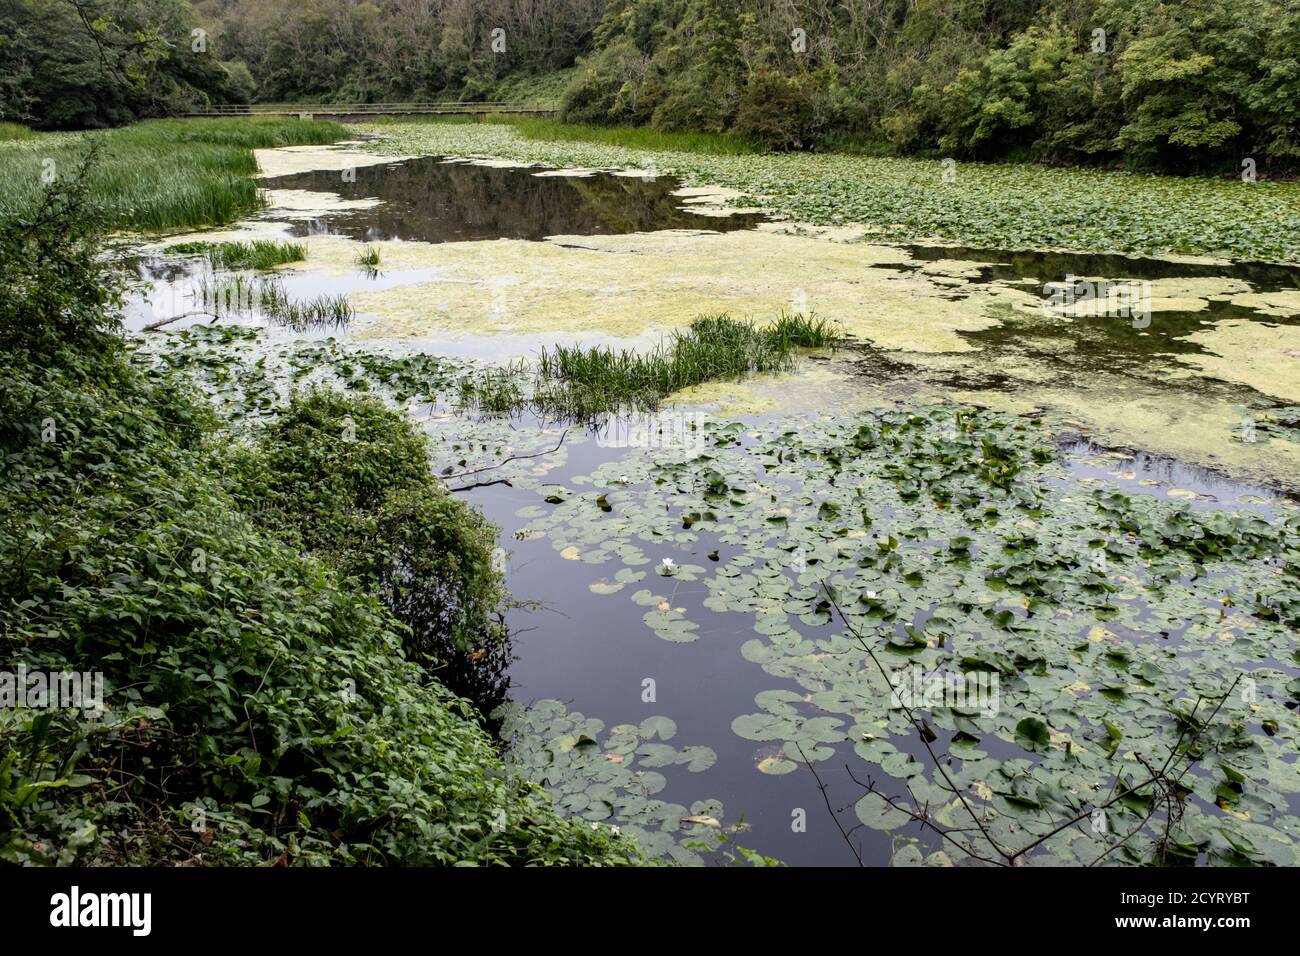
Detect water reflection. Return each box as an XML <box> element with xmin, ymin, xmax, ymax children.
<box><xmin>261</xmin><ymin>157</ymin><xmax>766</xmax><ymax>243</ymax></box>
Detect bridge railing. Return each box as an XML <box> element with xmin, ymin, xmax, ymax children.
<box><xmin>185</xmin><ymin>102</ymin><xmax>556</xmax><ymax>116</ymax></box>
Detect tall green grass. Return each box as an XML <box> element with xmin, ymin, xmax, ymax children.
<box><xmin>455</xmin><ymin>361</ymin><xmax>530</xmax><ymax>414</ymax></box>
<box><xmin>166</xmin><ymin>238</ymin><xmax>306</xmax><ymax>270</ymax></box>
<box><xmin>195</xmin><ymin>273</ymin><xmax>353</xmax><ymax>329</ymax></box>
<box><xmin>0</xmin><ymin>121</ymin><xmax>34</xmax><ymax>141</ymax></box>
<box><xmin>531</xmin><ymin>313</ymin><xmax>842</xmax><ymax>417</ymax></box>
<box><xmin>486</xmin><ymin>116</ymin><xmax>758</xmax><ymax>156</ymax></box>
<box><xmin>0</xmin><ymin>117</ymin><xmax>348</xmax><ymax>232</ymax></box>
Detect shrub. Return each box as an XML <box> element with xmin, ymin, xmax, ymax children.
<box><xmin>229</xmin><ymin>390</ymin><xmax>509</xmax><ymax>667</ymax></box>
<box><xmin>733</xmin><ymin>68</ymin><xmax>827</xmax><ymax>151</ymax></box>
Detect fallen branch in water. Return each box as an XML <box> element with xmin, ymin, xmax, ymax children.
<box><xmin>447</xmin><ymin>477</ymin><xmax>514</xmax><ymax>493</ymax></box>
<box><xmin>439</xmin><ymin>428</ymin><xmax>568</xmax><ymax>491</ymax></box>
<box><xmin>141</xmin><ymin>310</ymin><xmax>219</xmax><ymax>332</ymax></box>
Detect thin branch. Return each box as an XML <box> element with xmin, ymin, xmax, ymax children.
<box><xmin>447</xmin><ymin>477</ymin><xmax>513</xmax><ymax>493</ymax></box>
<box><xmin>439</xmin><ymin>428</ymin><xmax>568</xmax><ymax>482</ymax></box>
<box><xmin>140</xmin><ymin>310</ymin><xmax>218</xmax><ymax>332</ymax></box>
<box><xmin>825</xmin><ymin>586</ymin><xmax>1010</xmax><ymax>859</ymax></box>
<box><xmin>844</xmin><ymin>765</ymin><xmax>1004</xmax><ymax>866</ymax></box>
<box><xmin>795</xmin><ymin>743</ymin><xmax>862</xmax><ymax>866</ymax></box>
<box><xmin>826</xmin><ymin>580</ymin><xmax>1242</xmax><ymax>866</ymax></box>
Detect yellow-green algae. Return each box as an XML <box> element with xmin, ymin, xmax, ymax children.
<box><xmin>336</xmin><ymin>229</ymin><xmax>1026</xmax><ymax>352</ymax></box>
<box><xmin>1226</xmin><ymin>289</ymin><xmax>1300</xmax><ymax>318</ymax></box>
<box><xmin>1178</xmin><ymin>320</ymin><xmax>1300</xmax><ymax>403</ymax></box>
<box><xmin>664</xmin><ymin>362</ymin><xmax>870</xmax><ymax>417</ymax></box>
<box><xmin>142</xmin><ymin>140</ymin><xmax>1300</xmax><ymax>491</ymax></box>
<box><xmin>261</xmin><ymin>189</ymin><xmax>383</xmax><ymax>216</ymax></box>
<box><xmin>253</xmin><ymin>145</ymin><xmax>412</xmax><ymax>178</ymax></box>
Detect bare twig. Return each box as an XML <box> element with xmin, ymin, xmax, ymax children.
<box><xmin>795</xmin><ymin>742</ymin><xmax>863</xmax><ymax>866</ymax></box>
<box><xmin>141</xmin><ymin>310</ymin><xmax>218</xmax><ymax>332</ymax></box>
<box><xmin>447</xmin><ymin>477</ymin><xmax>514</xmax><ymax>493</ymax></box>
<box><xmin>439</xmin><ymin>428</ymin><xmax>568</xmax><ymax>483</ymax></box>
<box><xmin>825</xmin><ymin>586</ymin><xmax>1011</xmax><ymax>859</ymax></box>
<box><xmin>824</xmin><ymin>581</ymin><xmax>1242</xmax><ymax>866</ymax></box>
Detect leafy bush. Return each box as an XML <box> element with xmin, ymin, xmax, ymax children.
<box><xmin>733</xmin><ymin>69</ymin><xmax>827</xmax><ymax>151</ymax></box>
<box><xmin>551</xmin><ymin>0</ymin><xmax>1300</xmax><ymax>170</ymax></box>
<box><xmin>228</xmin><ymin>390</ymin><xmax>508</xmax><ymax>669</ymax></box>
<box><xmin>561</xmin><ymin>42</ymin><xmax>652</xmax><ymax>125</ymax></box>
<box><xmin>0</xmin><ymin>149</ymin><xmax>124</xmax><ymax>370</ymax></box>
<box><xmin>0</xmin><ymin>0</ymin><xmax>246</xmax><ymax>129</ymax></box>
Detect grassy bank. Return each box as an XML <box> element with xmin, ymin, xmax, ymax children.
<box><xmin>359</xmin><ymin>118</ymin><xmax>1300</xmax><ymax>263</ymax></box>
<box><xmin>0</xmin><ymin>121</ymin><xmax>34</xmax><ymax>141</ymax></box>
<box><xmin>0</xmin><ymin>117</ymin><xmax>347</xmax><ymax>232</ymax></box>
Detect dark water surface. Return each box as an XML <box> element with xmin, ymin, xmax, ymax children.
<box><xmin>449</xmin><ymin>407</ymin><xmax>1286</xmax><ymax>867</ymax></box>
<box><xmin>261</xmin><ymin>156</ymin><xmax>767</xmax><ymax>243</ymax></box>
<box><xmin>898</xmin><ymin>243</ymin><xmax>1300</xmax><ymax>292</ymax></box>
<box><xmin>459</xmin><ymin>419</ymin><xmax>884</xmax><ymax>866</ymax></box>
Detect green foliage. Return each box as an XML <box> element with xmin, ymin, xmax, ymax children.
<box><xmin>0</xmin><ymin>0</ymin><xmax>244</xmax><ymax>129</ymax></box>
<box><xmin>490</xmin><ymin>115</ymin><xmax>755</xmax><ymax>155</ymax></box>
<box><xmin>891</xmin><ymin>0</ymin><xmax>1300</xmax><ymax>168</ymax></box>
<box><xmin>0</xmin><ymin>170</ymin><xmax>644</xmax><ymax>867</ymax></box>
<box><xmin>468</xmin><ymin>68</ymin><xmax>577</xmax><ymax>107</ymax></box>
<box><xmin>0</xmin><ymin>146</ymin><xmax>124</xmax><ymax>370</ymax></box>
<box><xmin>536</xmin><ymin>314</ymin><xmax>841</xmax><ymax>416</ymax></box>
<box><xmin>733</xmin><ymin>69</ymin><xmax>827</xmax><ymax>152</ymax></box>
<box><xmin>206</xmin><ymin>0</ymin><xmax>596</xmax><ymax>103</ymax></box>
<box><xmin>226</xmin><ymin>387</ymin><xmax>509</xmax><ymax>677</ymax></box>
<box><xmin>557</xmin><ymin>0</ymin><xmax>1300</xmax><ymax>169</ymax></box>
<box><xmin>0</xmin><ymin>118</ymin><xmax>347</xmax><ymax>231</ymax></box>
<box><xmin>166</xmin><ymin>238</ymin><xmax>307</xmax><ymax>270</ymax></box>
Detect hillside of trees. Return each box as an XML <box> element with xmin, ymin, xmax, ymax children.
<box><xmin>3</xmin><ymin>0</ymin><xmax>1297</xmax><ymax>170</ymax></box>
<box><xmin>563</xmin><ymin>0</ymin><xmax>1300</xmax><ymax>169</ymax></box>
<box><xmin>0</xmin><ymin>0</ymin><xmax>252</xmax><ymax>128</ymax></box>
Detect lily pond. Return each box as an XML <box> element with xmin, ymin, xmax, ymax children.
<box><xmin>128</xmin><ymin>139</ymin><xmax>1300</xmax><ymax>867</ymax></box>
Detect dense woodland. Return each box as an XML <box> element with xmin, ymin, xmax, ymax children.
<box><xmin>2</xmin><ymin>0</ymin><xmax>1298</xmax><ymax>170</ymax></box>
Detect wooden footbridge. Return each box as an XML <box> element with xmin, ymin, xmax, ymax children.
<box><xmin>183</xmin><ymin>102</ymin><xmax>557</xmax><ymax>120</ymax></box>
